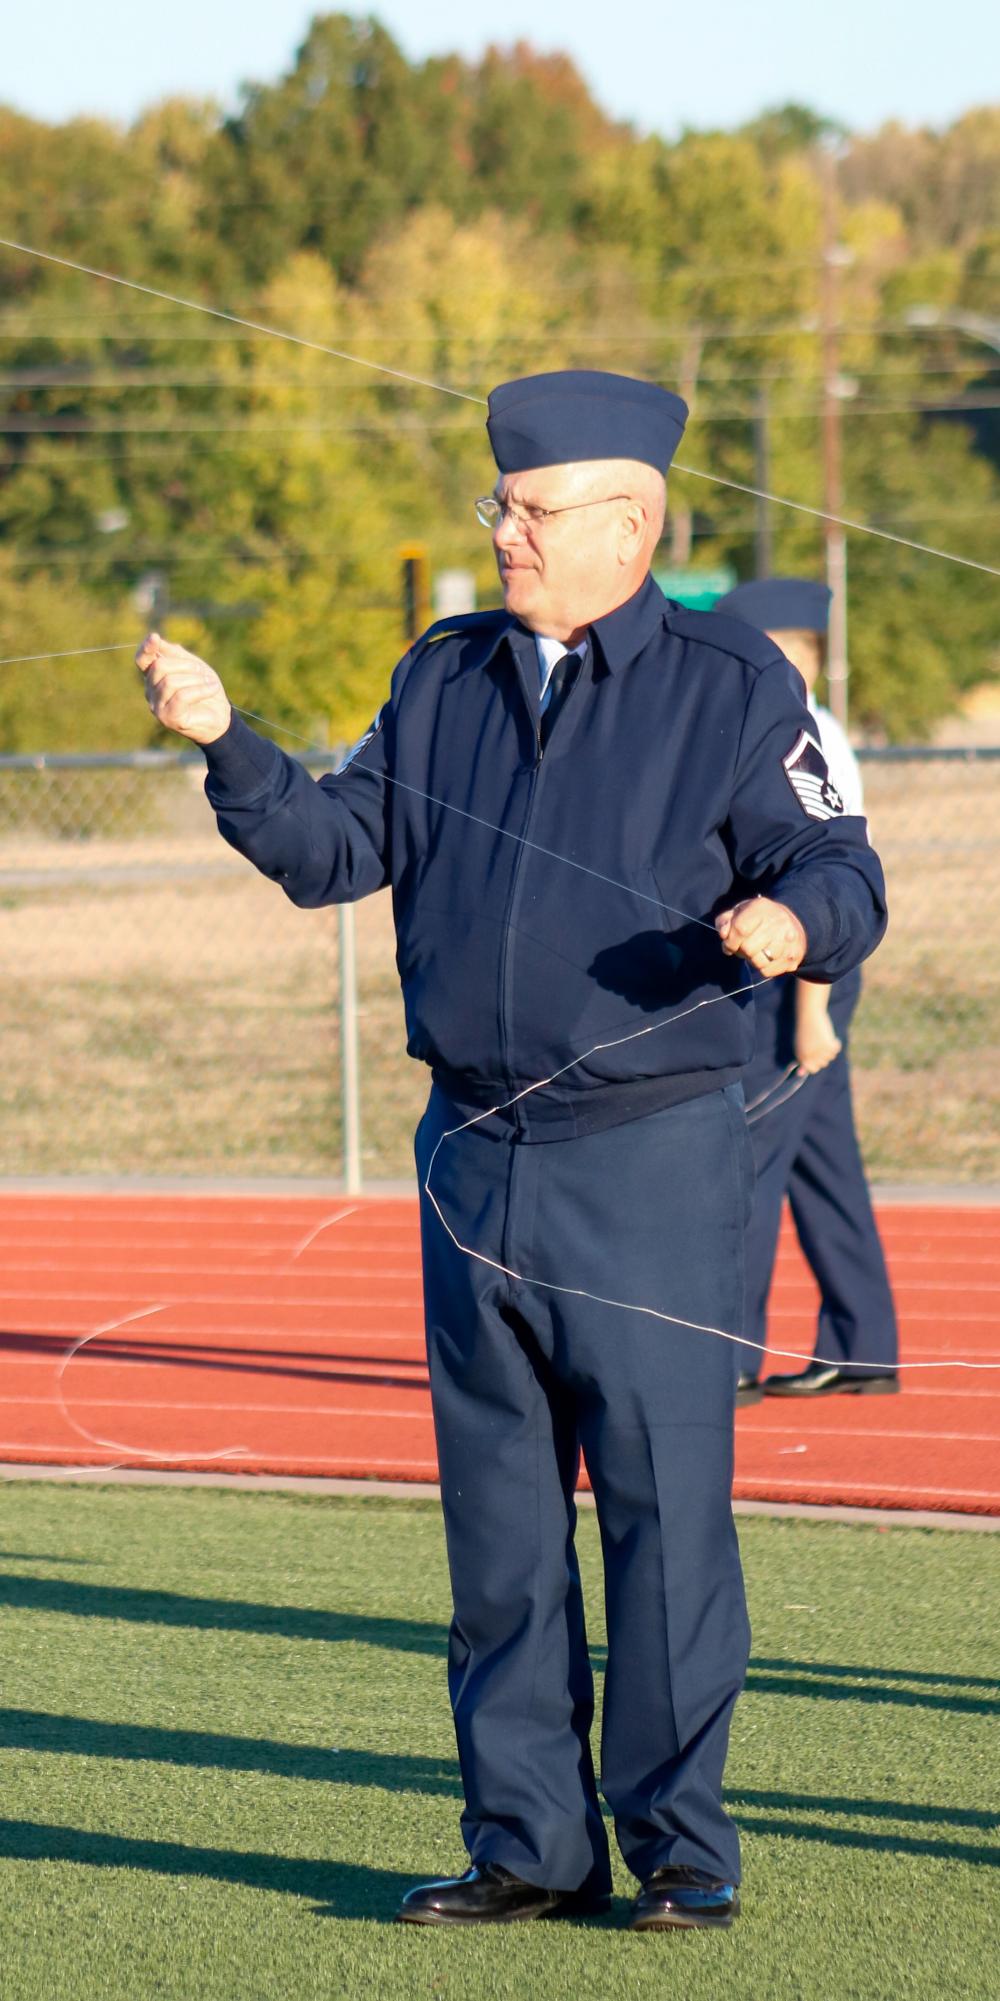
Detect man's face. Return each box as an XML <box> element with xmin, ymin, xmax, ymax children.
<box><xmin>491</xmin><ymin>461</ymin><xmax>637</xmax><ymax>638</ymax></box>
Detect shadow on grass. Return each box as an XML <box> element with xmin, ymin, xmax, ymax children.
<box><xmin>0</xmin><ymin>1804</ymin><xmax>995</xmax><ymax>1899</ymax></box>
<box><xmin>735</xmin><ymin>1817</ymin><xmax>1000</xmax><ymax>1867</ymax></box>
<box><xmin>0</xmin><ymin>1551</ymin><xmax>95</xmax><ymax>1564</ymax></box>
<box><xmin>1</xmin><ymin>1572</ymin><xmax>996</xmax><ymax>1718</ymax></box>
<box><xmin>729</xmin><ymin>1788</ymin><xmax>998</xmax><ymax>1833</ymax></box>
<box><xmin>0</xmin><ymin>1709</ymin><xmax>462</xmax><ymax>1797</ymax></box>
<box><xmin>3</xmin><ymin>1710</ymin><xmax>996</xmax><ymax>1867</ymax></box>
<box><xmin>742</xmin><ymin>1665</ymin><xmax>998</xmax><ymax>1714</ymax></box>
<box><xmin>749</xmin><ymin>1657</ymin><xmax>1000</xmax><ymax>1694</ymax></box>
<box><xmin>0</xmin><ymin>1574</ymin><xmax>445</xmax><ymax>1655</ymax></box>
<box><xmin>2</xmin><ymin>1572</ymin><xmax>996</xmax><ymax>1719</ymax></box>
<box><xmin>0</xmin><ymin>1819</ymin><xmax>410</xmax><ymax>1919</ymax></box>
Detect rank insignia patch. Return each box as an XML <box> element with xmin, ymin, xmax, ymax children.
<box><xmin>782</xmin><ymin>730</ymin><xmax>845</xmax><ymax>820</ymax></box>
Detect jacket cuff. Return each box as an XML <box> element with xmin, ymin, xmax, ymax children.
<box><xmin>202</xmin><ymin>711</ymin><xmax>281</xmax><ymax>801</ymax></box>
<box><xmin>773</xmin><ymin>881</ymin><xmax>838</xmax><ymax>974</ymax></box>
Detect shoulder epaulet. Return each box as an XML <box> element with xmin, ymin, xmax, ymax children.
<box><xmin>663</xmin><ymin>602</ymin><xmax>787</xmax><ymax>674</ymax></box>
<box><xmin>416</xmin><ymin>609</ymin><xmax>512</xmax><ymax>650</ymax></box>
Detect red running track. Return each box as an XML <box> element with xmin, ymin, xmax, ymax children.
<box><xmin>0</xmin><ymin>1192</ymin><xmax>997</xmax><ymax>1515</ymax></box>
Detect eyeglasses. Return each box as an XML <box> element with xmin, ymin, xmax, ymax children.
<box><xmin>474</xmin><ymin>492</ymin><xmax>631</xmax><ymax>532</ymax></box>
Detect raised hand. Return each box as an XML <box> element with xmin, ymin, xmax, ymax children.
<box><xmin>136</xmin><ymin>632</ymin><xmax>232</xmax><ymax>745</ymax></box>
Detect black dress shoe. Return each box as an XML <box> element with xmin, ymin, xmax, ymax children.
<box><xmin>736</xmin><ymin>1372</ymin><xmax>763</xmax><ymax>1407</ymax></box>
<box><xmin>631</xmin><ymin>1865</ymin><xmax>739</xmax><ymax>1931</ymax></box>
<box><xmin>397</xmin><ymin>1862</ymin><xmax>610</xmax><ymax>1926</ymax></box>
<box><xmin>763</xmin><ymin>1359</ymin><xmax>899</xmax><ymax>1398</ymax></box>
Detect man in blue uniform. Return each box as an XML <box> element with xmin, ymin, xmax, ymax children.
<box><xmin>713</xmin><ymin>578</ymin><xmax>898</xmax><ymax>1403</ymax></box>
<box><xmin>137</xmin><ymin>372</ymin><xmax>886</xmax><ymax>1933</ymax></box>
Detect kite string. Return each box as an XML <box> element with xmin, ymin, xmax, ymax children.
<box><xmin>54</xmin><ymin>1303</ymin><xmax>247</xmax><ymax>1464</ymax></box>
<box><xmin>0</xmin><ymin>236</ymin><xmax>483</xmax><ymax>404</ymax></box>
<box><xmin>51</xmin><ymin>1207</ymin><xmax>358</xmax><ymax>1467</ymax></box>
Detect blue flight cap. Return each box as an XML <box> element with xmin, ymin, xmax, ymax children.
<box><xmin>487</xmin><ymin>369</ymin><xmax>688</xmax><ymax>475</ymax></box>
<box><xmin>713</xmin><ymin>577</ymin><xmax>832</xmax><ymax>634</ymax></box>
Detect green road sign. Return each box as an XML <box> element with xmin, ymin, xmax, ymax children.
<box><xmin>654</xmin><ymin>565</ymin><xmax>736</xmax><ymax>610</ymax></box>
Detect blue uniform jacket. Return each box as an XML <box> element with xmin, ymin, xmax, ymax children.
<box><xmin>203</xmin><ymin>574</ymin><xmax>886</xmax><ymax>1139</ymax></box>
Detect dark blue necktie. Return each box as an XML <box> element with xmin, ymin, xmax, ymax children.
<box><xmin>540</xmin><ymin>649</ymin><xmax>582</xmax><ymax>750</ymax></box>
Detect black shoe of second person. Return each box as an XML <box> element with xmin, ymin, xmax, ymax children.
<box><xmin>763</xmin><ymin>1359</ymin><xmax>899</xmax><ymax>1397</ymax></box>
<box><xmin>735</xmin><ymin>1372</ymin><xmax>763</xmax><ymax>1406</ymax></box>
<box><xmin>397</xmin><ymin>1862</ymin><xmax>610</xmax><ymax>1926</ymax></box>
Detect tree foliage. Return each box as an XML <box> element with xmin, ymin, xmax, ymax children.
<box><xmin>0</xmin><ymin>12</ymin><xmax>997</xmax><ymax>749</ymax></box>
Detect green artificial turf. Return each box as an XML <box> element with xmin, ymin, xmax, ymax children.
<box><xmin>0</xmin><ymin>1484</ymin><xmax>996</xmax><ymax>2000</ymax></box>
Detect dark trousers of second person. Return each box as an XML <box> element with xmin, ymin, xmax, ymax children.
<box><xmin>415</xmin><ymin>1080</ymin><xmax>753</xmax><ymax>1894</ymax></box>
<box><xmin>736</xmin><ymin>972</ymin><xmax>898</xmax><ymax>1381</ymax></box>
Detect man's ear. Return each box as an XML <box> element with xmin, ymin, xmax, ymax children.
<box><xmin>619</xmin><ymin>500</ymin><xmax>646</xmax><ymax>562</ymax></box>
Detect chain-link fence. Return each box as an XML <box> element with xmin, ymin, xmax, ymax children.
<box><xmin>1</xmin><ymin>747</ymin><xmax>997</xmax><ymax>1185</ymax></box>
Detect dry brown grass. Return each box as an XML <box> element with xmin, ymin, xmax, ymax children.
<box><xmin>0</xmin><ymin>757</ymin><xmax>996</xmax><ymax>1182</ymax></box>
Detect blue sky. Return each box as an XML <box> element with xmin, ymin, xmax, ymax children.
<box><xmin>4</xmin><ymin>0</ymin><xmax>998</xmax><ymax>134</ymax></box>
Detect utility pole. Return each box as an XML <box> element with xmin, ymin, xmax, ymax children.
<box><xmin>668</xmin><ymin>327</ymin><xmax>703</xmax><ymax>565</ymax></box>
<box><xmin>400</xmin><ymin>544</ymin><xmax>430</xmax><ymax>646</ymax></box>
<box><xmin>753</xmin><ymin>387</ymin><xmax>772</xmax><ymax>578</ymax></box>
<box><xmin>820</xmin><ymin>143</ymin><xmax>849</xmax><ymax>728</ymax></box>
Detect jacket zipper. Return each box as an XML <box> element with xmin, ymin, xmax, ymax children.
<box><xmin>495</xmin><ymin>665</ymin><xmax>549</xmax><ymax>1131</ymax></box>
<box><xmin>498</xmin><ymin>665</ymin><xmax>589</xmax><ymax>1130</ymax></box>
<box><xmin>497</xmin><ymin>752</ymin><xmax>543</xmax><ymax>1133</ymax></box>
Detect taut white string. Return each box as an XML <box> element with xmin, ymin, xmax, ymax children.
<box><xmin>0</xmin><ymin>236</ymin><xmax>483</xmax><ymax>403</ymax></box>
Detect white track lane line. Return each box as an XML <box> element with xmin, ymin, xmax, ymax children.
<box><xmin>13</xmin><ymin>1398</ymin><xmax>993</xmax><ymax>1446</ymax></box>
<box><xmin>3</xmin><ymin>1394</ymin><xmax>432</xmax><ymax>1420</ymax></box>
<box><xmin>0</xmin><ymin>1288</ymin><xmax>423</xmax><ymax>1308</ymax></box>
<box><xmin>743</xmin><ymin>1427</ymin><xmax>1000</xmax><ymax>1445</ymax></box>
<box><xmin>0</xmin><ymin>1332</ymin><xmax>428</xmax><ymax>1349</ymax></box>
<box><xmin>732</xmin><ymin>1478</ymin><xmax>999</xmax><ymax>1502</ymax></box>
<box><xmin>1</xmin><ymin>1450</ymin><xmax>991</xmax><ymax>1498</ymax></box>
<box><xmin>0</xmin><ymin>1447</ymin><xmax>441</xmax><ymax>1472</ymax></box>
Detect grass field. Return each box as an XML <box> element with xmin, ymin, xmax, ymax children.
<box><xmin>0</xmin><ymin>1483</ymin><xmax>996</xmax><ymax>2000</ymax></box>
<box><xmin>0</xmin><ymin>754</ymin><xmax>998</xmax><ymax>1183</ymax></box>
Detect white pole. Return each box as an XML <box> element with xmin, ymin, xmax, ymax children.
<box><xmin>338</xmin><ymin>902</ymin><xmax>362</xmax><ymax>1194</ymax></box>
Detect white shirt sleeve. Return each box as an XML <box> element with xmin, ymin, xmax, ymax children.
<box><xmin>810</xmin><ymin>701</ymin><xmax>865</xmax><ymax>818</ymax></box>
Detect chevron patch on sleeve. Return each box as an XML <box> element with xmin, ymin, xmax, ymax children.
<box><xmin>782</xmin><ymin>729</ymin><xmax>845</xmax><ymax>820</ymax></box>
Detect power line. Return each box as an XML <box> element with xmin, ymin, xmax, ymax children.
<box><xmin>1</xmin><ymin>235</ymin><xmax>997</xmax><ymax>581</ymax></box>
<box><xmin>0</xmin><ymin>360</ymin><xmax>991</xmax><ymax>389</ymax></box>
<box><xmin>3</xmin><ymin>394</ymin><xmax>999</xmax><ymax>437</ymax></box>
<box><xmin>0</xmin><ymin>315</ymin><xmax>971</xmax><ymax>345</ymax></box>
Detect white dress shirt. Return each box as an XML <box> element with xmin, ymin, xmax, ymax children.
<box><xmin>535</xmin><ymin>634</ymin><xmax>586</xmax><ymax>709</ymax></box>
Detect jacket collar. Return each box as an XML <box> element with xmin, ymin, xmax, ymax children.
<box><xmin>473</xmin><ymin>571</ymin><xmax>669</xmax><ymax>678</ymax></box>
<box><xmin>489</xmin><ymin>571</ymin><xmax>668</xmax><ymax>678</ymax></box>
<box><xmin>588</xmin><ymin>572</ymin><xmax>670</xmax><ymax>674</ymax></box>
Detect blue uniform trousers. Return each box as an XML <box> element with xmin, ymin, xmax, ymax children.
<box><xmin>415</xmin><ymin>1081</ymin><xmax>753</xmax><ymax>1892</ymax></box>
<box><xmin>737</xmin><ymin>974</ymin><xmax>898</xmax><ymax>1378</ymax></box>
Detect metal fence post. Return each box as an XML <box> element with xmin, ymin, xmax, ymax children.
<box><xmin>338</xmin><ymin>901</ymin><xmax>362</xmax><ymax>1194</ymax></box>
